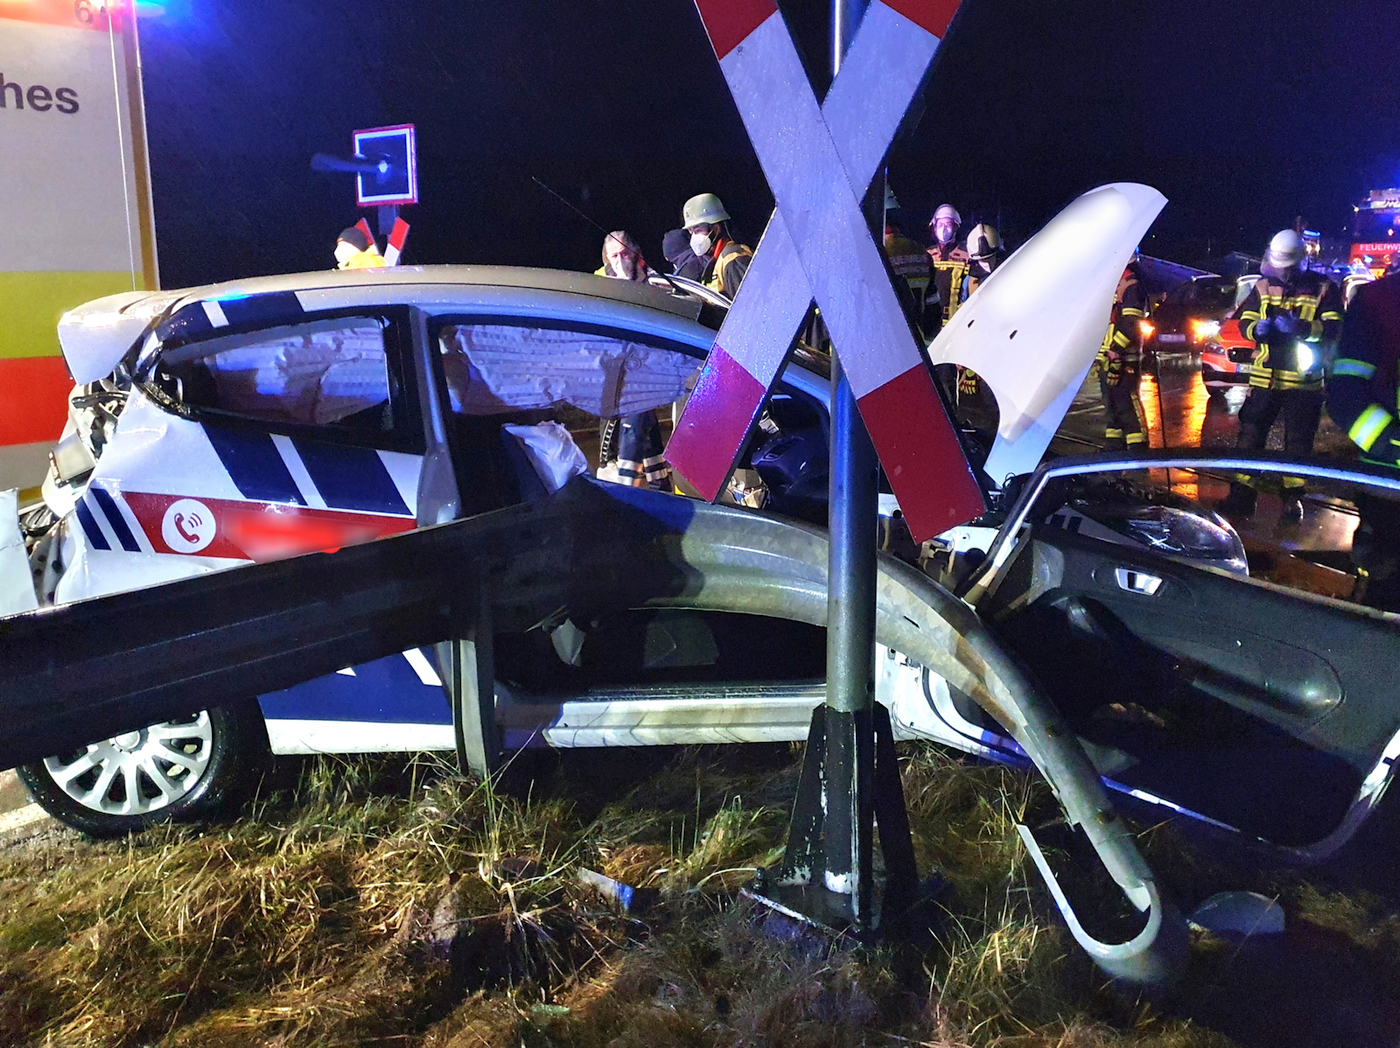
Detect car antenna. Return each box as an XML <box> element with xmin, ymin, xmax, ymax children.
<box><xmin>529</xmin><ymin>176</ymin><xmax>686</xmax><ymax>296</ymax></box>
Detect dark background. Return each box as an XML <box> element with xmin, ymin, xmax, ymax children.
<box><xmin>138</xmin><ymin>0</ymin><xmax>1400</xmax><ymax>288</ymax></box>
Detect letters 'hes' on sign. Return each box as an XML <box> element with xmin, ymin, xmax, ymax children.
<box><xmin>667</xmin><ymin>0</ymin><xmax>983</xmax><ymax>542</ymax></box>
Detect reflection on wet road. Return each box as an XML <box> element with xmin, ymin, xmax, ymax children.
<box><xmin>1053</xmin><ymin>351</ymin><xmax>1355</xmax><ymax>458</ymax></box>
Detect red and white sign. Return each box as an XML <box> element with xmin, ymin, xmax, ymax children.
<box><xmin>383</xmin><ymin>217</ymin><xmax>410</xmax><ymax>266</ymax></box>
<box><xmin>667</xmin><ymin>0</ymin><xmax>983</xmax><ymax>541</ymax></box>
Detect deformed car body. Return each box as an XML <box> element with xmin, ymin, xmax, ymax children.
<box><xmin>7</xmin><ymin>185</ymin><xmax>1400</xmax><ymax>986</ymax></box>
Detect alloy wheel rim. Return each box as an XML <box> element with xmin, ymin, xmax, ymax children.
<box><xmin>42</xmin><ymin>711</ymin><xmax>215</xmax><ymax>816</ymax></box>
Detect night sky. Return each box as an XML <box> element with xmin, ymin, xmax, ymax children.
<box><xmin>138</xmin><ymin>0</ymin><xmax>1400</xmax><ymax>289</ymax></box>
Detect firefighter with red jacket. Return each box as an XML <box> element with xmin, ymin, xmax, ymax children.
<box><xmin>1220</xmin><ymin>230</ymin><xmax>1343</xmax><ymax>521</ymax></box>
<box><xmin>926</xmin><ymin>203</ymin><xmax>970</xmax><ymax>334</ymax></box>
<box><xmin>1094</xmin><ymin>257</ymin><xmax>1149</xmax><ymax>449</ymax></box>
<box><xmin>1326</xmin><ymin>272</ymin><xmax>1400</xmax><ymax>608</ymax></box>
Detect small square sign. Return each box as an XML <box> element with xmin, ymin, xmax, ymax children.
<box><xmin>352</xmin><ymin>124</ymin><xmax>417</xmax><ymax>207</ymax></box>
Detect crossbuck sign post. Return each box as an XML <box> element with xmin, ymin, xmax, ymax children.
<box><xmin>677</xmin><ymin>0</ymin><xmax>977</xmax><ymax>930</ymax></box>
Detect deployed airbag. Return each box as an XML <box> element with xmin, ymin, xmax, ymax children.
<box><xmin>440</xmin><ymin>324</ymin><xmax>694</xmax><ymax>419</ymax></box>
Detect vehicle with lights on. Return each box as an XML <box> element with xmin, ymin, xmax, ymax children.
<box><xmin>1143</xmin><ymin>273</ymin><xmax>1236</xmax><ymax>361</ymax></box>
<box><xmin>1350</xmin><ymin>188</ymin><xmax>1400</xmax><ymax>277</ymax></box>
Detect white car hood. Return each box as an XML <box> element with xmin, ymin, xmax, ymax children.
<box><xmin>926</xmin><ymin>182</ymin><xmax>1167</xmax><ymax>486</ymax></box>
<box><xmin>58</xmin><ymin>288</ymin><xmax>183</xmax><ymax>384</ymax></box>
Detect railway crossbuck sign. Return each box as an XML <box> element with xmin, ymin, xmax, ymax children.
<box><xmin>667</xmin><ymin>0</ymin><xmax>985</xmax><ymax>541</ymax></box>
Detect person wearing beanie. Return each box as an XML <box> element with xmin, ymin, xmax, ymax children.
<box><xmin>662</xmin><ymin>228</ymin><xmax>707</xmax><ymax>282</ymax></box>
<box><xmin>334</xmin><ymin>226</ymin><xmax>387</xmax><ymax>270</ymax></box>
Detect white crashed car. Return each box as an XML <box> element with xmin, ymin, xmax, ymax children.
<box><xmin>17</xmin><ymin>183</ymin><xmax>1397</xmax><ymax>868</ymax></box>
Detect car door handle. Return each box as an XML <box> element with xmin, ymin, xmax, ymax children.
<box><xmin>1114</xmin><ymin>568</ymin><xmax>1163</xmax><ymax>596</ymax></box>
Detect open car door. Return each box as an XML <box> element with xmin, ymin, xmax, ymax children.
<box><xmin>963</xmin><ymin>451</ymin><xmax>1400</xmax><ymax>857</ymax></box>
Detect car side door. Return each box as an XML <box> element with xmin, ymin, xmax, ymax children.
<box><xmin>970</xmin><ymin>460</ymin><xmax>1400</xmax><ymax>850</ymax></box>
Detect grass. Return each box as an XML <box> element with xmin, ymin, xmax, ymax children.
<box><xmin>0</xmin><ymin>742</ymin><xmax>1394</xmax><ymax>1046</ymax></box>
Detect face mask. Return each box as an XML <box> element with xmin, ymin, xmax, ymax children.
<box><xmin>934</xmin><ymin>222</ymin><xmax>955</xmax><ymax>245</ymax></box>
<box><xmin>613</xmin><ymin>256</ymin><xmax>637</xmax><ymax>280</ymax></box>
<box><xmin>690</xmin><ymin>232</ymin><xmax>713</xmax><ymax>257</ymax></box>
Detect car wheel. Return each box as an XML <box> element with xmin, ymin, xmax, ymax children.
<box><xmin>17</xmin><ymin>700</ymin><xmax>268</xmax><ymax>837</ymax></box>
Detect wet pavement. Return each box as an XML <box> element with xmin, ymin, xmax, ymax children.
<box><xmin>1051</xmin><ymin>350</ymin><xmax>1356</xmax><ymax>459</ymax></box>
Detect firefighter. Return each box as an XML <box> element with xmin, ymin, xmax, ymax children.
<box><xmin>333</xmin><ymin>226</ymin><xmax>386</xmax><ymax>270</ymax></box>
<box><xmin>1093</xmin><ymin>256</ymin><xmax>1149</xmax><ymax>450</ymax></box>
<box><xmin>926</xmin><ymin>203</ymin><xmax>969</xmax><ymax>332</ymax></box>
<box><xmin>682</xmin><ymin>193</ymin><xmax>753</xmax><ymax>299</ymax></box>
<box><xmin>595</xmin><ymin>230</ymin><xmax>670</xmax><ymax>490</ymax></box>
<box><xmin>882</xmin><ymin>187</ymin><xmax>937</xmax><ymax>338</ymax></box>
<box><xmin>1325</xmin><ymin>272</ymin><xmax>1400</xmax><ymax>608</ymax></box>
<box><xmin>1219</xmin><ymin>229</ymin><xmax>1343</xmax><ymax>521</ymax></box>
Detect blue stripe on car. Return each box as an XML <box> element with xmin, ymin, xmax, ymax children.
<box><xmin>293</xmin><ymin>440</ymin><xmax>410</xmax><ymax>515</ymax></box>
<box><xmin>154</xmin><ymin>303</ymin><xmax>214</xmax><ymax>343</ymax></box>
<box><xmin>88</xmin><ymin>486</ymin><xmax>141</xmax><ymax>552</ymax></box>
<box><xmin>204</xmin><ymin>425</ymin><xmax>308</xmax><ymax>505</ymax></box>
<box><xmin>216</xmin><ymin>291</ymin><xmax>304</xmax><ymax>327</ymax></box>
<box><xmin>257</xmin><ymin>653</ymin><xmax>450</xmax><ymax>724</ymax></box>
<box><xmin>74</xmin><ymin>497</ymin><xmax>111</xmax><ymax>551</ymax></box>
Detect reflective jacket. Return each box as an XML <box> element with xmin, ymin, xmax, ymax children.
<box><xmin>927</xmin><ymin>243</ymin><xmax>970</xmax><ymax>326</ymax></box>
<box><xmin>705</xmin><ymin>240</ymin><xmax>754</xmax><ymax>299</ymax></box>
<box><xmin>885</xmin><ymin>231</ymin><xmax>936</xmax><ymax>336</ymax></box>
<box><xmin>1328</xmin><ymin>273</ymin><xmax>1400</xmax><ymax>467</ymax></box>
<box><xmin>1235</xmin><ymin>270</ymin><xmax>1342</xmax><ymax>392</ymax></box>
<box><xmin>1096</xmin><ymin>262</ymin><xmax>1147</xmax><ymax>370</ymax></box>
<box><xmin>341</xmin><ymin>248</ymin><xmax>387</xmax><ymax>270</ymax></box>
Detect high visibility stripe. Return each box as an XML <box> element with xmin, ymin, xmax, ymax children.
<box><xmin>204</xmin><ymin>425</ymin><xmax>309</xmax><ymax>506</ymax></box>
<box><xmin>89</xmin><ymin>485</ymin><xmax>141</xmax><ymax>553</ymax></box>
<box><xmin>73</xmin><ymin>497</ymin><xmax>111</xmax><ymax>551</ymax></box>
<box><xmin>292</xmin><ymin>440</ymin><xmax>411</xmax><ymax>516</ymax></box>
<box><xmin>1350</xmin><ymin>404</ymin><xmax>1394</xmax><ymax>452</ymax></box>
<box><xmin>1332</xmin><ymin>358</ymin><xmax>1376</xmax><ymax>379</ymax></box>
<box><xmin>1120</xmin><ymin>307</ymin><xmax>1144</xmax><ymax>317</ymax></box>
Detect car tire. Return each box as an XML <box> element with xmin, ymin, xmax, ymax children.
<box><xmin>17</xmin><ymin>700</ymin><xmax>269</xmax><ymax>837</ymax></box>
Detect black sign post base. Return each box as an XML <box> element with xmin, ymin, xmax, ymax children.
<box><xmin>748</xmin><ymin>702</ymin><xmax>919</xmax><ymax>938</ymax></box>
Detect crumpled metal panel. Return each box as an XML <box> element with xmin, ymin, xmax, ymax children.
<box><xmin>0</xmin><ymin>477</ymin><xmax>1185</xmax><ymax>985</ymax></box>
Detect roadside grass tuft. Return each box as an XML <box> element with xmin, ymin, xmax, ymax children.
<box><xmin>0</xmin><ymin>741</ymin><xmax>1363</xmax><ymax>1046</ymax></box>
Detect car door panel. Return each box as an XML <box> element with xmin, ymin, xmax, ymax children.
<box><xmin>987</xmin><ymin>527</ymin><xmax>1400</xmax><ymax>845</ymax></box>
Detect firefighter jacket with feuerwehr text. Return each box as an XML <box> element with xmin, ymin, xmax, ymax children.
<box><xmin>927</xmin><ymin>242</ymin><xmax>970</xmax><ymax>327</ymax></box>
<box><xmin>885</xmin><ymin>231</ymin><xmax>936</xmax><ymax>337</ymax></box>
<box><xmin>1328</xmin><ymin>273</ymin><xmax>1400</xmax><ymax>468</ymax></box>
<box><xmin>1236</xmin><ymin>269</ymin><xmax>1342</xmax><ymax>392</ymax></box>
<box><xmin>705</xmin><ymin>240</ymin><xmax>753</xmax><ymax>299</ymax></box>
<box><xmin>1096</xmin><ymin>262</ymin><xmax>1147</xmax><ymax>372</ymax></box>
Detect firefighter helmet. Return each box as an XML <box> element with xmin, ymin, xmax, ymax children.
<box><xmin>1264</xmin><ymin>229</ymin><xmax>1305</xmax><ymax>271</ymax></box>
<box><xmin>682</xmin><ymin>193</ymin><xmax>731</xmax><ymax>228</ymax></box>
<box><xmin>966</xmin><ymin>223</ymin><xmax>1002</xmax><ymax>261</ymax></box>
<box><xmin>932</xmin><ymin>203</ymin><xmax>961</xmax><ymax>227</ymax></box>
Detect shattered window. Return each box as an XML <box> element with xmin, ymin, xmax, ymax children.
<box><xmin>160</xmin><ymin>318</ymin><xmax>392</xmax><ymax>431</ymax></box>
<box><xmin>438</xmin><ymin>323</ymin><xmax>695</xmax><ymax>419</ymax></box>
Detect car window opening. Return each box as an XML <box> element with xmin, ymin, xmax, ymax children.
<box><xmin>157</xmin><ymin>317</ymin><xmax>394</xmax><ymax>433</ymax></box>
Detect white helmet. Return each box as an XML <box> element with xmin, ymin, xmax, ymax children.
<box><xmin>966</xmin><ymin>223</ymin><xmax>1001</xmax><ymax>261</ymax></box>
<box><xmin>1264</xmin><ymin>229</ymin><xmax>1304</xmax><ymax>271</ymax></box>
<box><xmin>932</xmin><ymin>203</ymin><xmax>961</xmax><ymax>227</ymax></box>
<box><xmin>682</xmin><ymin>192</ymin><xmax>730</xmax><ymax>228</ymax></box>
